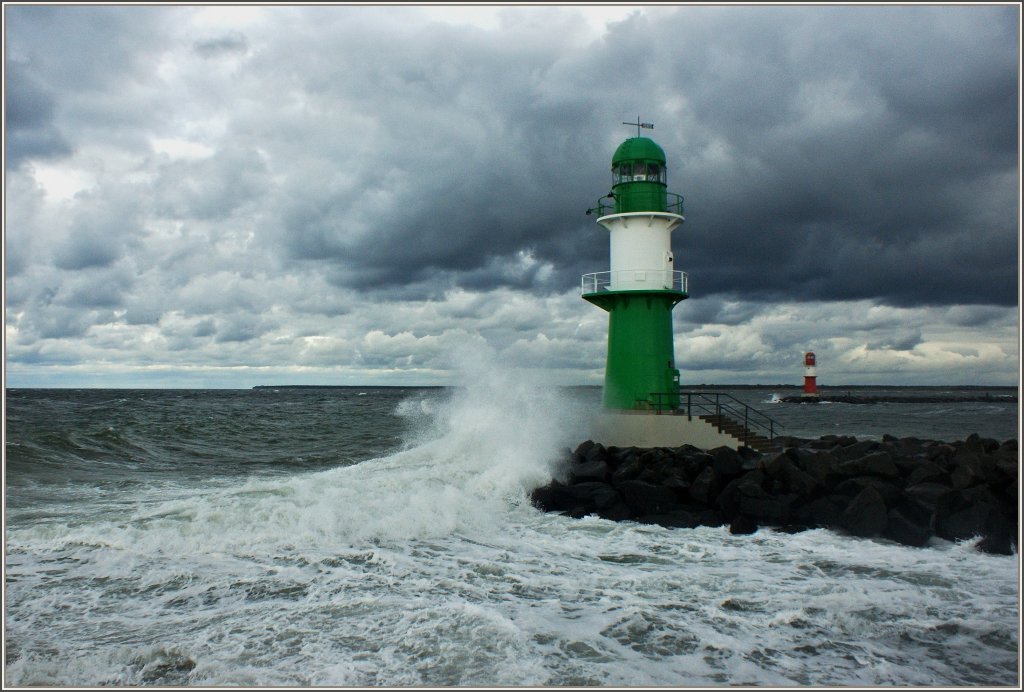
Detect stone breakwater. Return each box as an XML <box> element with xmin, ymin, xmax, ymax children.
<box><xmin>531</xmin><ymin>433</ymin><xmax>1019</xmax><ymax>555</ymax></box>
<box><xmin>779</xmin><ymin>394</ymin><xmax>1017</xmax><ymax>404</ymax></box>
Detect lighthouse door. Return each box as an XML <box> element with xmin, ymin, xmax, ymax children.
<box><xmin>662</xmin><ymin>251</ymin><xmax>674</xmax><ymax>289</ymax></box>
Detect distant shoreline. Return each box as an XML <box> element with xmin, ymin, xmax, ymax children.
<box><xmin>780</xmin><ymin>394</ymin><xmax>1018</xmax><ymax>404</ymax></box>
<box><xmin>252</xmin><ymin>384</ymin><xmax>445</xmax><ymax>390</ymax></box>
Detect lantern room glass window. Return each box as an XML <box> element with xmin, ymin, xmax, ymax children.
<box><xmin>613</xmin><ymin>163</ymin><xmax>666</xmax><ymax>185</ymax></box>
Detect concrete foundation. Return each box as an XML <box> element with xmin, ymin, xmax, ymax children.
<box><xmin>589</xmin><ymin>411</ymin><xmax>742</xmax><ymax>450</ymax></box>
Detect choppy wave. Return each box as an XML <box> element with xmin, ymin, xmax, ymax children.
<box><xmin>4</xmin><ymin>364</ymin><xmax>1020</xmax><ymax>686</ymax></box>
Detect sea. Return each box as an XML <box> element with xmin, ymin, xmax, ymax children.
<box><xmin>3</xmin><ymin>376</ymin><xmax>1020</xmax><ymax>687</ymax></box>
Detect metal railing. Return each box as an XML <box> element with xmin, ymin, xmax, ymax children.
<box><xmin>581</xmin><ymin>270</ymin><xmax>688</xmax><ymax>294</ymax></box>
<box><xmin>645</xmin><ymin>391</ymin><xmax>783</xmax><ymax>446</ymax></box>
<box><xmin>586</xmin><ymin>192</ymin><xmax>685</xmax><ymax>217</ymax></box>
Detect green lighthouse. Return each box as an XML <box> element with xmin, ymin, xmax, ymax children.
<box><xmin>583</xmin><ymin>128</ymin><xmax>687</xmax><ymax>411</ymax></box>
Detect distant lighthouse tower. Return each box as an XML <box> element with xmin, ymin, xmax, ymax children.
<box><xmin>583</xmin><ymin>120</ymin><xmax>687</xmax><ymax>410</ymax></box>
<box><xmin>802</xmin><ymin>351</ymin><xmax>819</xmax><ymax>398</ymax></box>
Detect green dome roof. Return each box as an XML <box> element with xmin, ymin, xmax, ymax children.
<box><xmin>611</xmin><ymin>137</ymin><xmax>666</xmax><ymax>166</ymax></box>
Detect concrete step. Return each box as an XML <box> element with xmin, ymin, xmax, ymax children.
<box><xmin>697</xmin><ymin>415</ymin><xmax>777</xmax><ymax>452</ymax></box>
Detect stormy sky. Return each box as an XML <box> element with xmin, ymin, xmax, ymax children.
<box><xmin>4</xmin><ymin>4</ymin><xmax>1020</xmax><ymax>388</ymax></box>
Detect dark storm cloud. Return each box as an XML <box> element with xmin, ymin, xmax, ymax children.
<box><xmin>647</xmin><ymin>6</ymin><xmax>1018</xmax><ymax>307</ymax></box>
<box><xmin>5</xmin><ymin>62</ymin><xmax>73</xmax><ymax>166</ymax></box>
<box><xmin>234</xmin><ymin>5</ymin><xmax>1017</xmax><ymax>309</ymax></box>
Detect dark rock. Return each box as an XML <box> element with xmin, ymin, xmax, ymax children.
<box><xmin>530</xmin><ymin>480</ymin><xmax>620</xmax><ymax>515</ymax></box>
<box><xmin>954</xmin><ymin>448</ymin><xmax>1000</xmax><ymax>485</ymax></box>
<box><xmin>994</xmin><ymin>456</ymin><xmax>1019</xmax><ymax>480</ymax></box>
<box><xmin>716</xmin><ymin>470</ymin><xmax>766</xmax><ymax>518</ymax></box>
<box><xmin>610</xmin><ymin>456</ymin><xmax>643</xmax><ymax>486</ymax></box>
<box><xmin>740</xmin><ymin>491</ymin><xmax>797</xmax><ymax>524</ymax></box>
<box><xmin>931</xmin><ymin>485</ymin><xmax>1014</xmax><ymax>549</ymax></box>
<box><xmin>934</xmin><ymin>501</ymin><xmax>994</xmax><ymax>542</ymax></box>
<box><xmin>904</xmin><ymin>482</ymin><xmax>956</xmax><ymax>515</ymax></box>
<box><xmin>793</xmin><ymin>450</ymin><xmax>839</xmax><ymax>487</ymax></box>
<box><xmin>729</xmin><ymin>514</ymin><xmax>758</xmax><ymax>535</ymax></box>
<box><xmin>533</xmin><ymin>436</ymin><xmax>1018</xmax><ymax>554</ymax></box>
<box><xmin>890</xmin><ymin>496</ymin><xmax>933</xmax><ymax>528</ymax></box>
<box><xmin>606</xmin><ymin>446</ymin><xmax>638</xmax><ymax>469</ymax></box>
<box><xmin>792</xmin><ymin>494</ymin><xmax>849</xmax><ymax>528</ymax></box>
<box><xmin>924</xmin><ymin>444</ymin><xmax>956</xmax><ymax>465</ymax></box>
<box><xmin>683</xmin><ymin>452</ymin><xmax>715</xmax><ymax>481</ymax></box>
<box><xmin>837</xmin><ymin>451</ymin><xmax>900</xmax><ymax>479</ymax></box>
<box><xmin>689</xmin><ymin>466</ymin><xmax>721</xmax><ymax>505</ymax></box>
<box><xmin>841</xmin><ymin>485</ymin><xmax>888</xmax><ymax>537</ymax></box>
<box><xmin>963</xmin><ymin>433</ymin><xmax>1000</xmax><ymax>454</ymax></box>
<box><xmin>711</xmin><ymin>446</ymin><xmax>743</xmax><ymax>478</ymax></box>
<box><xmin>764</xmin><ymin>453</ymin><xmax>797</xmax><ymax>480</ymax></box>
<box><xmin>976</xmin><ymin>532</ymin><xmax>1016</xmax><ymax>556</ymax></box>
<box><xmin>884</xmin><ymin>507</ymin><xmax>932</xmax><ymax>547</ymax></box>
<box><xmin>697</xmin><ymin>509</ymin><xmax>726</xmax><ymax>527</ymax></box>
<box><xmin>894</xmin><ymin>436</ymin><xmax>925</xmax><ymax>455</ymax></box>
<box><xmin>578</xmin><ymin>440</ymin><xmax>607</xmax><ymax>464</ymax></box>
<box><xmin>949</xmin><ymin>462</ymin><xmax>979</xmax><ymax>490</ymax></box>
<box><xmin>961</xmin><ymin>484</ymin><xmax>1001</xmax><ymax>508</ymax></box>
<box><xmin>617</xmin><ymin>480</ymin><xmax>680</xmax><ymax>516</ymax></box>
<box><xmin>530</xmin><ymin>481</ymin><xmax>573</xmax><ymax>512</ymax></box>
<box><xmin>569</xmin><ymin>482</ymin><xmax>622</xmax><ymax>513</ymax></box>
<box><xmin>570</xmin><ymin>459</ymin><xmax>610</xmax><ymax>483</ymax></box>
<box><xmin>976</xmin><ymin>511</ymin><xmax>1017</xmax><ymax>555</ymax></box>
<box><xmin>765</xmin><ymin>453</ymin><xmax>819</xmax><ymax>496</ymax></box>
<box><xmin>662</xmin><ymin>476</ymin><xmax>691</xmax><ymax>492</ymax></box>
<box><xmin>834</xmin><ymin>477</ymin><xmax>904</xmax><ymax>507</ymax></box>
<box><xmin>906</xmin><ymin>461</ymin><xmax>949</xmax><ymax>486</ymax></box>
<box><xmin>834</xmin><ymin>439</ymin><xmax>880</xmax><ymax>462</ymax></box>
<box><xmin>598</xmin><ymin>501</ymin><xmax>634</xmax><ymax>522</ymax></box>
<box><xmin>638</xmin><ymin>452</ymin><xmax>689</xmax><ymax>485</ymax></box>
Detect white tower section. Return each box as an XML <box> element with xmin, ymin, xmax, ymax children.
<box><xmin>597</xmin><ymin>211</ymin><xmax>685</xmax><ymax>290</ymax></box>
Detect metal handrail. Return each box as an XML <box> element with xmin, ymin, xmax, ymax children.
<box><xmin>586</xmin><ymin>192</ymin><xmax>685</xmax><ymax>217</ymax></box>
<box><xmin>646</xmin><ymin>391</ymin><xmax>783</xmax><ymax>445</ymax></box>
<box><xmin>581</xmin><ymin>270</ymin><xmax>688</xmax><ymax>294</ymax></box>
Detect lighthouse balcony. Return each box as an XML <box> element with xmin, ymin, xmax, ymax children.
<box><xmin>581</xmin><ymin>270</ymin><xmax>688</xmax><ymax>295</ymax></box>
<box><xmin>587</xmin><ymin>192</ymin><xmax>685</xmax><ymax>217</ymax></box>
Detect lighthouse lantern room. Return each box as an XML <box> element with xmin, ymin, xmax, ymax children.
<box><xmin>583</xmin><ymin>125</ymin><xmax>687</xmax><ymax>411</ymax></box>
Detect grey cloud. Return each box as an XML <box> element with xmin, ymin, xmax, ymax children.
<box><xmin>16</xmin><ymin>305</ymin><xmax>109</xmax><ymax>341</ymax></box>
<box><xmin>54</xmin><ymin>201</ymin><xmax>139</xmax><ymax>270</ymax></box>
<box><xmin>153</xmin><ymin>147</ymin><xmax>270</xmax><ymax>221</ymax></box>
<box><xmin>193</xmin><ymin>31</ymin><xmax>248</xmax><ymax>57</ymax></box>
<box><xmin>4</xmin><ymin>5</ymin><xmax>1018</xmax><ymax>388</ymax></box>
<box><xmin>213</xmin><ymin>317</ymin><xmax>266</xmax><ymax>344</ymax></box>
<box><xmin>867</xmin><ymin>331</ymin><xmax>924</xmax><ymax>352</ymax></box>
<box><xmin>5</xmin><ymin>62</ymin><xmax>73</xmax><ymax>166</ymax></box>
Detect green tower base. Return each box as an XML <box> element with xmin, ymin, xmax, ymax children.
<box><xmin>584</xmin><ymin>290</ymin><xmax>686</xmax><ymax>411</ymax></box>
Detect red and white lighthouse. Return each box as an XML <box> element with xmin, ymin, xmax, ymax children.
<box><xmin>803</xmin><ymin>352</ymin><xmax>819</xmax><ymax>398</ymax></box>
